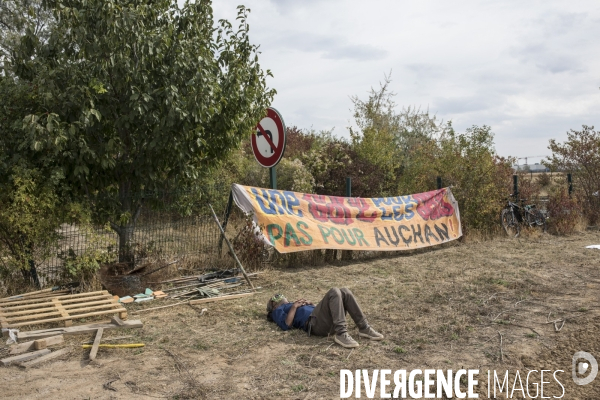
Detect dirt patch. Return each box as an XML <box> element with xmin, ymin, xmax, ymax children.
<box><xmin>1</xmin><ymin>231</ymin><xmax>600</xmax><ymax>398</ymax></box>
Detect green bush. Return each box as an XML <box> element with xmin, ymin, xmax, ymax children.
<box><xmin>535</xmin><ymin>172</ymin><xmax>552</xmax><ymax>188</ymax></box>
<box><xmin>546</xmin><ymin>125</ymin><xmax>600</xmax><ymax>224</ymax></box>
<box><xmin>59</xmin><ymin>223</ymin><xmax>117</xmax><ymax>288</ymax></box>
<box><xmin>397</xmin><ymin>125</ymin><xmax>514</xmax><ymax>235</ymax></box>
<box><xmin>0</xmin><ymin>167</ymin><xmax>84</xmax><ymax>289</ymax></box>
<box><xmin>546</xmin><ymin>187</ymin><xmax>583</xmax><ymax>235</ymax></box>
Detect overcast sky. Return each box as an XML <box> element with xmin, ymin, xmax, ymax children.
<box><xmin>211</xmin><ymin>0</ymin><xmax>600</xmax><ymax>163</ymax></box>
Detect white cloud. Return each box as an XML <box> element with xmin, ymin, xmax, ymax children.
<box><xmin>208</xmin><ymin>0</ymin><xmax>600</xmax><ymax>159</ymax></box>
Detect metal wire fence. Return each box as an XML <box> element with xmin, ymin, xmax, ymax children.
<box><xmin>38</xmin><ymin>184</ymin><xmax>232</xmax><ymax>281</ymax></box>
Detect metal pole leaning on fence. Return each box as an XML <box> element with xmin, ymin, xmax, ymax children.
<box><xmin>218</xmin><ymin>191</ymin><xmax>234</xmax><ymax>256</ymax></box>
<box><xmin>208</xmin><ymin>204</ymin><xmax>255</xmax><ymax>290</ymax></box>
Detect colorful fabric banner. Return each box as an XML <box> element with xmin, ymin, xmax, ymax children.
<box><xmin>231</xmin><ymin>184</ymin><xmax>462</xmax><ymax>253</ymax></box>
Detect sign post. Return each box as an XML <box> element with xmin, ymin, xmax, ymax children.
<box><xmin>269</xmin><ymin>167</ymin><xmax>277</xmax><ymax>190</ymax></box>
<box><xmin>251</xmin><ymin>107</ymin><xmax>286</xmax><ymax>189</ymax></box>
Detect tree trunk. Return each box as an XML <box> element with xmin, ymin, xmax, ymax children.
<box><xmin>117</xmin><ymin>222</ymin><xmax>136</xmax><ymax>263</ymax></box>
<box><xmin>110</xmin><ymin>191</ymin><xmax>143</xmax><ymax>263</ymax></box>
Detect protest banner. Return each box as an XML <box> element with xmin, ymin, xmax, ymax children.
<box><xmin>231</xmin><ymin>184</ymin><xmax>462</xmax><ymax>253</ymax></box>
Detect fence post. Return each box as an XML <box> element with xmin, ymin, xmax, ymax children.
<box><xmin>513</xmin><ymin>175</ymin><xmax>518</xmax><ymax>198</ymax></box>
<box><xmin>341</xmin><ymin>177</ymin><xmax>352</xmax><ymax>261</ymax></box>
<box><xmin>345</xmin><ymin>177</ymin><xmax>352</xmax><ymax>197</ymax></box>
<box><xmin>567</xmin><ymin>173</ymin><xmax>573</xmax><ymax>197</ymax></box>
<box><xmin>436</xmin><ymin>176</ymin><xmax>442</xmax><ymax>190</ymax></box>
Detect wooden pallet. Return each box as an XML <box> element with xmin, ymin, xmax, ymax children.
<box><xmin>0</xmin><ymin>290</ymin><xmax>127</xmax><ymax>331</ymax></box>
<box><xmin>0</xmin><ymin>289</ymin><xmax>72</xmax><ymax>303</ymax></box>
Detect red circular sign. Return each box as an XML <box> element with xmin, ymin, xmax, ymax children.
<box><xmin>251</xmin><ymin>107</ymin><xmax>286</xmax><ymax>168</ymax></box>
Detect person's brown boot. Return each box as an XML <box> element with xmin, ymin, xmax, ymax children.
<box><xmin>358</xmin><ymin>326</ymin><xmax>384</xmax><ymax>341</ymax></box>
<box><xmin>334</xmin><ymin>332</ymin><xmax>359</xmax><ymax>348</ymax></box>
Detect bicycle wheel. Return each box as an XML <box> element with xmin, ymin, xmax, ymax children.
<box><xmin>525</xmin><ymin>210</ymin><xmax>537</xmax><ymax>227</ymax></box>
<box><xmin>501</xmin><ymin>208</ymin><xmax>520</xmax><ymax>237</ymax></box>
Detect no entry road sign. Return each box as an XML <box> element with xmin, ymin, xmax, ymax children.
<box><xmin>252</xmin><ymin>107</ymin><xmax>286</xmax><ymax>168</ymax></box>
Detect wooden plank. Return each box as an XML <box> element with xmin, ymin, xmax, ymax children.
<box><xmin>189</xmin><ymin>292</ymin><xmax>254</xmax><ymax>305</ymax></box>
<box><xmin>82</xmin><ymin>335</ymin><xmax>133</xmax><ymax>344</ymax></box>
<box><xmin>0</xmin><ymin>294</ymin><xmax>113</xmax><ymax>311</ymax></box>
<box><xmin>34</xmin><ymin>335</ymin><xmax>64</xmax><ymax>350</ymax></box>
<box><xmin>6</xmin><ymin>307</ymin><xmax>128</xmax><ymax>328</ymax></box>
<box><xmin>0</xmin><ymin>291</ymin><xmax>109</xmax><ymax>306</ymax></box>
<box><xmin>82</xmin><ymin>343</ymin><xmax>144</xmax><ymax>349</ymax></box>
<box><xmin>4</xmin><ymin>302</ymin><xmax>124</xmax><ymax>323</ymax></box>
<box><xmin>9</xmin><ymin>340</ymin><xmax>36</xmax><ymax>355</ymax></box>
<box><xmin>0</xmin><ymin>290</ymin><xmax>71</xmax><ymax>303</ymax></box>
<box><xmin>2</xmin><ymin>299</ymin><xmax>120</xmax><ymax>317</ymax></box>
<box><xmin>19</xmin><ymin>347</ymin><xmax>72</xmax><ymax>369</ymax></box>
<box><xmin>17</xmin><ymin>320</ymin><xmax>143</xmax><ymax>340</ymax></box>
<box><xmin>0</xmin><ymin>349</ymin><xmax>51</xmax><ymax>366</ymax></box>
<box><xmin>53</xmin><ymin>298</ymin><xmax>72</xmax><ymax>327</ymax></box>
<box><xmin>0</xmin><ymin>287</ymin><xmax>54</xmax><ymax>301</ymax></box>
<box><xmin>9</xmin><ymin>335</ymin><xmax>63</xmax><ymax>355</ymax></box>
<box><xmin>89</xmin><ymin>328</ymin><xmax>103</xmax><ymax>361</ymax></box>
<box><xmin>110</xmin><ymin>316</ymin><xmax>125</xmax><ymax>326</ymax></box>
<box><xmin>132</xmin><ymin>301</ymin><xmax>188</xmax><ymax>314</ymax></box>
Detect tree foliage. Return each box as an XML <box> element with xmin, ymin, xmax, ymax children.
<box><xmin>6</xmin><ymin>0</ymin><xmax>275</xmax><ymax>259</ymax></box>
<box><xmin>0</xmin><ymin>0</ymin><xmax>54</xmax><ymax>69</ymax></box>
<box><xmin>0</xmin><ymin>71</ymin><xmax>83</xmax><ymax>287</ymax></box>
<box><xmin>546</xmin><ymin>125</ymin><xmax>600</xmax><ymax>224</ymax></box>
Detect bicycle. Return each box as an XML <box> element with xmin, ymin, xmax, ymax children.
<box><xmin>500</xmin><ymin>195</ymin><xmax>547</xmax><ymax>237</ymax></box>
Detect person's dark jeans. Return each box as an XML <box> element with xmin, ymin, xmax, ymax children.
<box><xmin>309</xmin><ymin>288</ymin><xmax>368</xmax><ymax>336</ymax></box>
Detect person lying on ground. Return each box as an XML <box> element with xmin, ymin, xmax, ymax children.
<box><xmin>266</xmin><ymin>287</ymin><xmax>383</xmax><ymax>348</ymax></box>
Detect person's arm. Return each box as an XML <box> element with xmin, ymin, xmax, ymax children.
<box><xmin>285</xmin><ymin>299</ymin><xmax>310</xmax><ymax>327</ymax></box>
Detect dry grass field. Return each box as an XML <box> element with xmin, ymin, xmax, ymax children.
<box><xmin>1</xmin><ymin>229</ymin><xmax>600</xmax><ymax>399</ymax></box>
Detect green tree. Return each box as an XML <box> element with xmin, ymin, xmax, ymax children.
<box><xmin>0</xmin><ymin>0</ymin><xmax>53</xmax><ymax>71</ymax></box>
<box><xmin>349</xmin><ymin>73</ymin><xmax>449</xmax><ymax>195</ymax></box>
<box><xmin>349</xmin><ymin>75</ymin><xmax>401</xmax><ymax>184</ymax></box>
<box><xmin>0</xmin><ymin>73</ymin><xmax>81</xmax><ymax>289</ymax></box>
<box><xmin>8</xmin><ymin>0</ymin><xmax>275</xmax><ymax>260</ymax></box>
<box><xmin>546</xmin><ymin>125</ymin><xmax>600</xmax><ymax>224</ymax></box>
<box><xmin>396</xmin><ymin>124</ymin><xmax>514</xmax><ymax>234</ymax></box>
<box><xmin>437</xmin><ymin>126</ymin><xmax>514</xmax><ymax>234</ymax></box>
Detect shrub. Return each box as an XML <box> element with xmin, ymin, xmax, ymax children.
<box><xmin>302</xmin><ymin>137</ymin><xmax>389</xmax><ymax>197</ymax></box>
<box><xmin>535</xmin><ymin>172</ymin><xmax>552</xmax><ymax>188</ymax></box>
<box><xmin>515</xmin><ymin>170</ymin><xmax>542</xmax><ymax>205</ymax></box>
<box><xmin>546</xmin><ymin>125</ymin><xmax>600</xmax><ymax>224</ymax></box>
<box><xmin>398</xmin><ymin>125</ymin><xmax>514</xmax><ymax>235</ymax></box>
<box><xmin>0</xmin><ymin>167</ymin><xmax>85</xmax><ymax>289</ymax></box>
<box><xmin>232</xmin><ymin>215</ymin><xmax>268</xmax><ymax>271</ymax></box>
<box><xmin>546</xmin><ymin>187</ymin><xmax>584</xmax><ymax>235</ymax></box>
<box><xmin>58</xmin><ymin>223</ymin><xmax>117</xmax><ymax>289</ymax></box>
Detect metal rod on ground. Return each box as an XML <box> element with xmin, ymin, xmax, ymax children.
<box><xmin>208</xmin><ymin>204</ymin><xmax>255</xmax><ymax>290</ymax></box>
<box><xmin>138</xmin><ymin>259</ymin><xmax>179</xmax><ymax>277</ymax></box>
<box><xmin>162</xmin><ymin>273</ymin><xmax>258</xmax><ymax>292</ymax></box>
<box><xmin>132</xmin><ymin>301</ymin><xmax>188</xmax><ymax>314</ymax></box>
